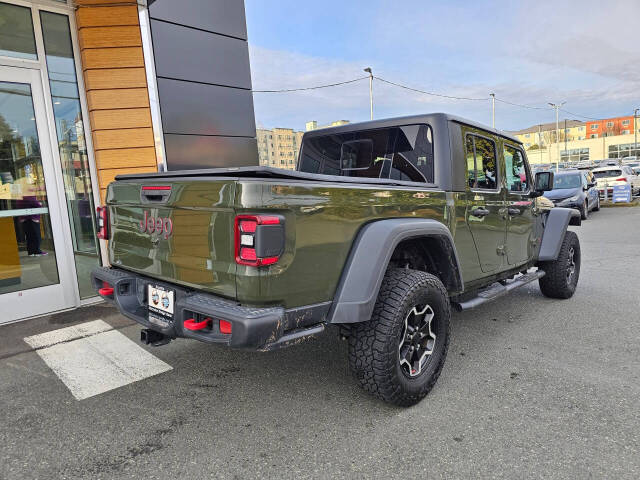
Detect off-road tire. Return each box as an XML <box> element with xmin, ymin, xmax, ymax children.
<box><xmin>580</xmin><ymin>201</ymin><xmax>588</xmax><ymax>220</ymax></box>
<box><xmin>538</xmin><ymin>230</ymin><xmax>580</xmax><ymax>299</ymax></box>
<box><xmin>348</xmin><ymin>268</ymin><xmax>450</xmax><ymax>407</ymax></box>
<box><xmin>593</xmin><ymin>197</ymin><xmax>600</xmax><ymax>212</ymax></box>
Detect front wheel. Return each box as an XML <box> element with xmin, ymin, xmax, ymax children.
<box><xmin>580</xmin><ymin>201</ymin><xmax>588</xmax><ymax>220</ymax></box>
<box><xmin>348</xmin><ymin>269</ymin><xmax>451</xmax><ymax>407</ymax></box>
<box><xmin>538</xmin><ymin>230</ymin><xmax>581</xmax><ymax>299</ymax></box>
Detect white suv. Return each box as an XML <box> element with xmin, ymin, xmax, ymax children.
<box><xmin>592</xmin><ymin>165</ymin><xmax>640</xmax><ymax>197</ymax></box>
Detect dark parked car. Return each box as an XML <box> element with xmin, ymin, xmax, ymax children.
<box><xmin>543</xmin><ymin>170</ymin><xmax>599</xmax><ymax>219</ymax></box>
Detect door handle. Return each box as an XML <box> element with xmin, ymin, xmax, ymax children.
<box><xmin>508</xmin><ymin>207</ymin><xmax>522</xmax><ymax>216</ymax></box>
<box><xmin>470</xmin><ymin>207</ymin><xmax>490</xmax><ymax>217</ymax></box>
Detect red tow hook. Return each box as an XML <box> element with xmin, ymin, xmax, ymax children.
<box><xmin>184</xmin><ymin>318</ymin><xmax>211</xmax><ymax>331</ymax></box>
<box><xmin>99</xmin><ymin>286</ymin><xmax>114</xmax><ymax>296</ymax></box>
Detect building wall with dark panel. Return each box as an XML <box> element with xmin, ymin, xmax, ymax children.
<box><xmin>147</xmin><ymin>0</ymin><xmax>258</xmax><ymax>170</ymax></box>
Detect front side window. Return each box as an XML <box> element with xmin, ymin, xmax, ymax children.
<box><xmin>465</xmin><ymin>134</ymin><xmax>498</xmax><ymax>190</ymax></box>
<box><xmin>504</xmin><ymin>144</ymin><xmax>529</xmax><ymax>192</ymax></box>
<box><xmin>300</xmin><ymin>124</ymin><xmax>434</xmax><ymax>183</ymax></box>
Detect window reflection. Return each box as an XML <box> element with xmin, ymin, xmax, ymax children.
<box><xmin>40</xmin><ymin>11</ymin><xmax>100</xmax><ymax>298</ymax></box>
<box><xmin>0</xmin><ymin>81</ymin><xmax>60</xmax><ymax>294</ymax></box>
<box><xmin>0</xmin><ymin>2</ymin><xmax>37</xmax><ymax>60</ymax></box>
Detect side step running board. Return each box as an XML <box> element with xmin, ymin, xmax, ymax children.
<box><xmin>453</xmin><ymin>270</ymin><xmax>545</xmax><ymax>311</ymax></box>
<box><xmin>260</xmin><ymin>324</ymin><xmax>325</xmax><ymax>351</ymax></box>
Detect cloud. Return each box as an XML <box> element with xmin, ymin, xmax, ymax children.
<box><xmin>248</xmin><ymin>0</ymin><xmax>640</xmax><ymax>131</ymax></box>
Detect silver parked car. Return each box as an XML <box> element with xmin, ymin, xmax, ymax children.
<box><xmin>592</xmin><ymin>165</ymin><xmax>640</xmax><ymax>198</ymax></box>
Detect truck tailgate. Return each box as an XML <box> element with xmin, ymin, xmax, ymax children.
<box><xmin>106</xmin><ymin>179</ymin><xmax>237</xmax><ymax>299</ymax></box>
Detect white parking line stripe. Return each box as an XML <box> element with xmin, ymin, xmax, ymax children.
<box><xmin>24</xmin><ymin>319</ymin><xmax>113</xmax><ymax>349</ymax></box>
<box><xmin>25</xmin><ymin>322</ymin><xmax>172</xmax><ymax>400</ymax></box>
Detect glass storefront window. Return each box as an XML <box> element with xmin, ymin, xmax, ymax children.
<box><xmin>0</xmin><ymin>2</ymin><xmax>37</xmax><ymax>60</ymax></box>
<box><xmin>40</xmin><ymin>11</ymin><xmax>100</xmax><ymax>298</ymax></box>
<box><xmin>0</xmin><ymin>81</ymin><xmax>60</xmax><ymax>294</ymax></box>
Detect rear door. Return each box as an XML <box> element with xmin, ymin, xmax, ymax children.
<box><xmin>464</xmin><ymin>132</ymin><xmax>507</xmax><ymax>273</ymax></box>
<box><xmin>503</xmin><ymin>143</ymin><xmax>535</xmax><ymax>265</ymax></box>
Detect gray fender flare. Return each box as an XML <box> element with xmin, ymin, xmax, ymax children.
<box><xmin>538</xmin><ymin>207</ymin><xmax>581</xmax><ymax>262</ymax></box>
<box><xmin>327</xmin><ymin>218</ymin><xmax>463</xmax><ymax>324</ymax></box>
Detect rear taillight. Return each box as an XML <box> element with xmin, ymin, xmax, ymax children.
<box><xmin>615</xmin><ymin>177</ymin><xmax>627</xmax><ymax>182</ymax></box>
<box><xmin>96</xmin><ymin>206</ymin><xmax>109</xmax><ymax>240</ymax></box>
<box><xmin>234</xmin><ymin>214</ymin><xmax>284</xmax><ymax>266</ymax></box>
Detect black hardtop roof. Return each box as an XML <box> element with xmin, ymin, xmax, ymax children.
<box><xmin>302</xmin><ymin>112</ymin><xmax>522</xmax><ymax>144</ymax></box>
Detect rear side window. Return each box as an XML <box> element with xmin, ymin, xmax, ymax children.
<box><xmin>503</xmin><ymin>144</ymin><xmax>529</xmax><ymax>192</ymax></box>
<box><xmin>299</xmin><ymin>124</ymin><xmax>434</xmax><ymax>183</ymax></box>
<box><xmin>593</xmin><ymin>169</ymin><xmax>621</xmax><ymax>179</ymax></box>
<box><xmin>465</xmin><ymin>134</ymin><xmax>498</xmax><ymax>190</ymax></box>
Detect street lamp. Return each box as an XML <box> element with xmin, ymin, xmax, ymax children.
<box><xmin>364</xmin><ymin>67</ymin><xmax>373</xmax><ymax>120</ymax></box>
<box><xmin>548</xmin><ymin>102</ymin><xmax>566</xmax><ymax>172</ymax></box>
<box><xmin>490</xmin><ymin>93</ymin><xmax>495</xmax><ymax>128</ymax></box>
<box><xmin>634</xmin><ymin>108</ymin><xmax>639</xmax><ymax>159</ymax></box>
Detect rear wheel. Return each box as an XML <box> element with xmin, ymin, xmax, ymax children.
<box><xmin>348</xmin><ymin>269</ymin><xmax>450</xmax><ymax>407</ymax></box>
<box><xmin>593</xmin><ymin>196</ymin><xmax>600</xmax><ymax>211</ymax></box>
<box><xmin>538</xmin><ymin>230</ymin><xmax>581</xmax><ymax>299</ymax></box>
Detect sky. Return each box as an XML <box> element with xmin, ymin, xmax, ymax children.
<box><xmin>245</xmin><ymin>0</ymin><xmax>640</xmax><ymax>133</ymax></box>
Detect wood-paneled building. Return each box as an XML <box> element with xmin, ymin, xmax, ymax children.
<box><xmin>0</xmin><ymin>0</ymin><xmax>256</xmax><ymax>322</ymax></box>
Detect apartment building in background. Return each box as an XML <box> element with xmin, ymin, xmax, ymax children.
<box><xmin>511</xmin><ymin>120</ymin><xmax>586</xmax><ymax>149</ymax></box>
<box><xmin>585</xmin><ymin>115</ymin><xmax>635</xmax><ymax>138</ymax></box>
<box><xmin>305</xmin><ymin>119</ymin><xmax>350</xmax><ymax>131</ymax></box>
<box><xmin>258</xmin><ymin>120</ymin><xmax>352</xmax><ymax>170</ymax></box>
<box><xmin>257</xmin><ymin>127</ymin><xmax>304</xmax><ymax>169</ymax></box>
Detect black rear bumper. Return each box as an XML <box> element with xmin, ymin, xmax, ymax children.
<box><xmin>91</xmin><ymin>267</ymin><xmax>328</xmax><ymax>350</ymax></box>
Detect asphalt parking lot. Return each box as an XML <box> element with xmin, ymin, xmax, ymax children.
<box><xmin>1</xmin><ymin>206</ymin><xmax>639</xmax><ymax>479</ymax></box>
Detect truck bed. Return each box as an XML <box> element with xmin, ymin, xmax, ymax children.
<box><xmin>115</xmin><ymin>166</ymin><xmax>437</xmax><ymax>189</ymax></box>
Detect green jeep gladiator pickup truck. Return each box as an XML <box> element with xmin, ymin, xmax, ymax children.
<box><xmin>92</xmin><ymin>113</ymin><xmax>581</xmax><ymax>406</ymax></box>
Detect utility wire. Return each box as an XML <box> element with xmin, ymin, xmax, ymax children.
<box><xmin>253</xmin><ymin>74</ymin><xmax>607</xmax><ymax>122</ymax></box>
<box><xmin>252</xmin><ymin>76</ymin><xmax>368</xmax><ymax>93</ymax></box>
<box><xmin>493</xmin><ymin>97</ymin><xmax>547</xmax><ymax>110</ymax></box>
<box><xmin>558</xmin><ymin>108</ymin><xmax>599</xmax><ymax>121</ymax></box>
<box><xmin>374</xmin><ymin>76</ymin><xmax>488</xmax><ymax>101</ymax></box>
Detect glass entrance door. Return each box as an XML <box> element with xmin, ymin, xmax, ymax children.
<box><xmin>0</xmin><ymin>65</ymin><xmax>76</xmax><ymax>322</ymax></box>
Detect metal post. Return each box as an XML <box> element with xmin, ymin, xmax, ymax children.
<box><xmin>564</xmin><ymin>118</ymin><xmax>568</xmax><ymax>161</ymax></box>
<box><xmin>548</xmin><ymin>102</ymin><xmax>565</xmax><ymax>172</ymax></box>
<box><xmin>635</xmin><ymin>108</ymin><xmax>638</xmax><ymax>159</ymax></box>
<box><xmin>364</xmin><ymin>67</ymin><xmax>373</xmax><ymax>120</ymax></box>
<box><xmin>491</xmin><ymin>93</ymin><xmax>496</xmax><ymax>128</ymax></box>
<box><xmin>538</xmin><ymin>124</ymin><xmax>542</xmax><ymax>165</ymax></box>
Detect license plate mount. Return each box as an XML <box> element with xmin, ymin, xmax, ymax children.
<box><xmin>147</xmin><ymin>284</ymin><xmax>174</xmax><ymax>326</ymax></box>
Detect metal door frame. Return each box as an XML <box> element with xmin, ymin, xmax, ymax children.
<box><xmin>0</xmin><ymin>65</ymin><xmax>78</xmax><ymax>322</ymax></box>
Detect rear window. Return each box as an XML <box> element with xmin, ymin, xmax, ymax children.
<box><xmin>299</xmin><ymin>124</ymin><xmax>434</xmax><ymax>183</ymax></box>
<box><xmin>593</xmin><ymin>169</ymin><xmax>621</xmax><ymax>179</ymax></box>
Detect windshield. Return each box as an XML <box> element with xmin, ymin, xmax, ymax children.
<box><xmin>593</xmin><ymin>169</ymin><xmax>621</xmax><ymax>179</ymax></box>
<box><xmin>553</xmin><ymin>174</ymin><xmax>582</xmax><ymax>189</ymax></box>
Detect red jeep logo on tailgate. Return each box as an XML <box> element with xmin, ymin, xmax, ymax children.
<box><xmin>140</xmin><ymin>211</ymin><xmax>173</xmax><ymax>239</ymax></box>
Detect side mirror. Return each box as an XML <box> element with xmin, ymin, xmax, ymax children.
<box><xmin>532</xmin><ymin>171</ymin><xmax>554</xmax><ymax>196</ymax></box>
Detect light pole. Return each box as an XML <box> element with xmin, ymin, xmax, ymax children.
<box><xmin>364</xmin><ymin>67</ymin><xmax>373</xmax><ymax>120</ymax></box>
<box><xmin>490</xmin><ymin>93</ymin><xmax>495</xmax><ymax>128</ymax></box>
<box><xmin>634</xmin><ymin>108</ymin><xmax>639</xmax><ymax>159</ymax></box>
<box><xmin>538</xmin><ymin>124</ymin><xmax>542</xmax><ymax>165</ymax></box>
<box><xmin>548</xmin><ymin>102</ymin><xmax>565</xmax><ymax>172</ymax></box>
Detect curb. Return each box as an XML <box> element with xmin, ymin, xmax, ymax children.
<box><xmin>600</xmin><ymin>199</ymin><xmax>640</xmax><ymax>208</ymax></box>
